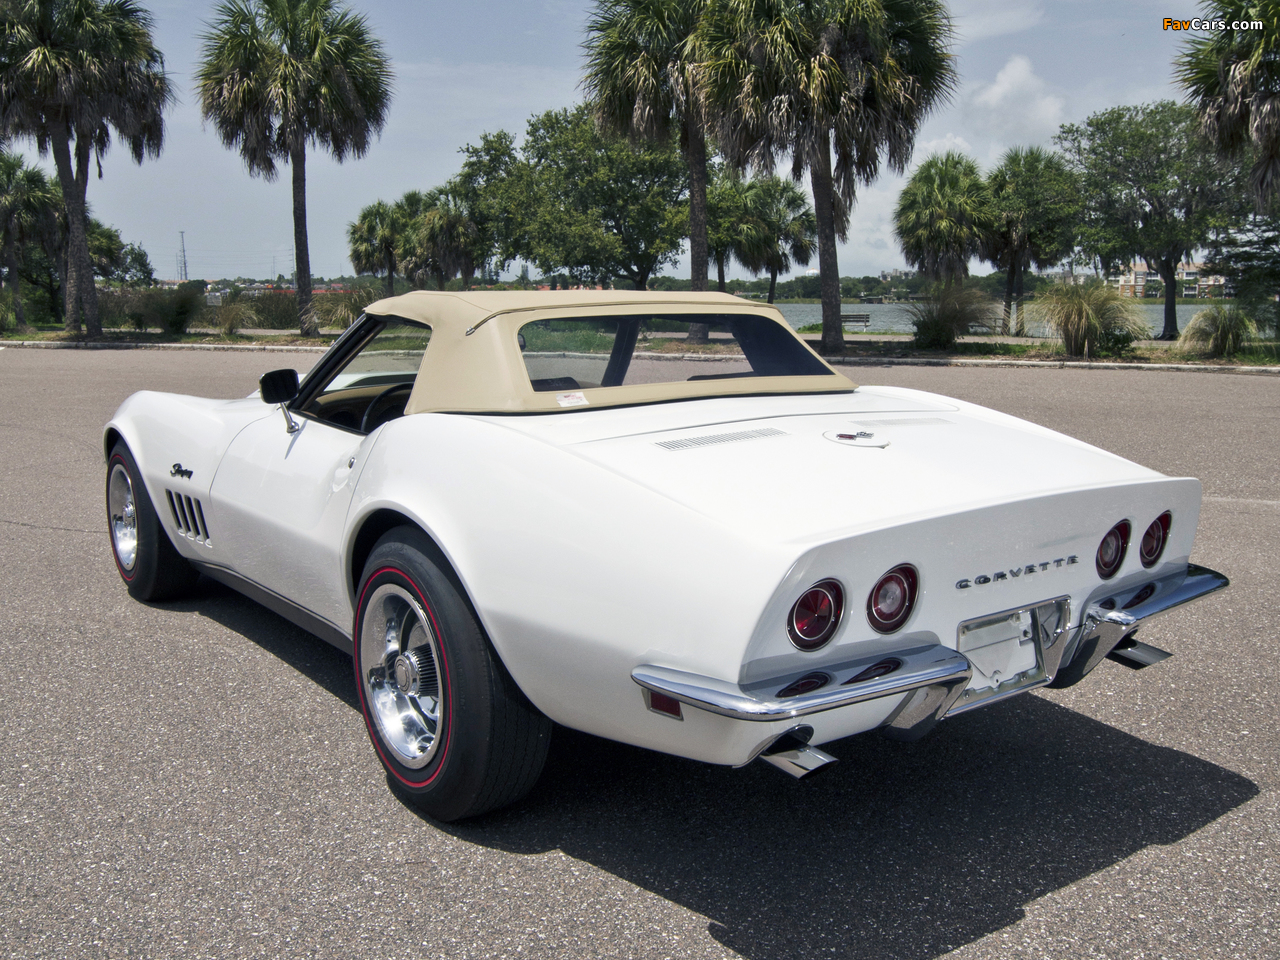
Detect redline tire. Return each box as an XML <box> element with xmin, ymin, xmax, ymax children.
<box><xmin>354</xmin><ymin>527</ymin><xmax>551</xmax><ymax>821</ymax></box>
<box><xmin>106</xmin><ymin>442</ymin><xmax>198</xmax><ymax>601</ymax></box>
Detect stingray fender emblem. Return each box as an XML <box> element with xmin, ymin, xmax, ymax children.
<box><xmin>170</xmin><ymin>463</ymin><xmax>194</xmax><ymax>479</ymax></box>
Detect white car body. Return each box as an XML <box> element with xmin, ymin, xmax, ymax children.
<box><xmin>105</xmin><ymin>292</ymin><xmax>1226</xmax><ymax>780</ymax></box>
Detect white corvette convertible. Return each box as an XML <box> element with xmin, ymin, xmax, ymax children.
<box><xmin>104</xmin><ymin>291</ymin><xmax>1227</xmax><ymax>820</ymax></box>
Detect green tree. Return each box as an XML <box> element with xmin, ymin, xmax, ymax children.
<box><xmin>1204</xmin><ymin>206</ymin><xmax>1280</xmax><ymax>334</ymax></box>
<box><xmin>699</xmin><ymin>0</ymin><xmax>956</xmax><ymax>354</ymax></box>
<box><xmin>1055</xmin><ymin>101</ymin><xmax>1228</xmax><ymax>339</ymax></box>
<box><xmin>118</xmin><ymin>242</ymin><xmax>154</xmax><ymax>287</ymax></box>
<box><xmin>348</xmin><ymin>198</ymin><xmax>408</xmax><ymax>298</ymax></box>
<box><xmin>505</xmin><ymin>106</ymin><xmax>688</xmax><ymax>289</ymax></box>
<box><xmin>984</xmin><ymin>146</ymin><xmax>1079</xmax><ymax>333</ymax></box>
<box><xmin>401</xmin><ymin>185</ymin><xmax>482</xmax><ymax>290</ymax></box>
<box><xmin>0</xmin><ymin>150</ymin><xmax>56</xmax><ymax>329</ymax></box>
<box><xmin>584</xmin><ymin>0</ymin><xmax>713</xmax><ymax>291</ymax></box>
<box><xmin>705</xmin><ymin>165</ymin><xmax>749</xmax><ymax>291</ymax></box>
<box><xmin>197</xmin><ymin>0</ymin><xmax>393</xmax><ymax>333</ymax></box>
<box><xmin>0</xmin><ymin>0</ymin><xmax>172</xmax><ymax>336</ymax></box>
<box><xmin>893</xmin><ymin>151</ymin><xmax>993</xmax><ymax>295</ymax></box>
<box><xmin>736</xmin><ymin>175</ymin><xmax>816</xmax><ymax>303</ymax></box>
<box><xmin>1176</xmin><ymin>0</ymin><xmax>1280</xmax><ymax>208</ymax></box>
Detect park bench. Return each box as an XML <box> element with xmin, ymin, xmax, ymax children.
<box><xmin>841</xmin><ymin>312</ymin><xmax>871</xmax><ymax>330</ymax></box>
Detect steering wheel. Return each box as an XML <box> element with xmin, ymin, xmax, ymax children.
<box><xmin>360</xmin><ymin>383</ymin><xmax>414</xmax><ymax>434</ymax></box>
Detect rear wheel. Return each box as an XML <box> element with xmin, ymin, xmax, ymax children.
<box><xmin>106</xmin><ymin>442</ymin><xmax>198</xmax><ymax>601</ymax></box>
<box><xmin>354</xmin><ymin>527</ymin><xmax>551</xmax><ymax>821</ymax></box>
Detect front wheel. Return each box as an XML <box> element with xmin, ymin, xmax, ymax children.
<box><xmin>106</xmin><ymin>442</ymin><xmax>198</xmax><ymax>601</ymax></box>
<box><xmin>354</xmin><ymin>527</ymin><xmax>551</xmax><ymax>821</ymax></box>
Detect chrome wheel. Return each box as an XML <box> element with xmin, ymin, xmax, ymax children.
<box><xmin>108</xmin><ymin>463</ymin><xmax>138</xmax><ymax>571</ymax></box>
<box><xmin>359</xmin><ymin>583</ymin><xmax>444</xmax><ymax>768</ymax></box>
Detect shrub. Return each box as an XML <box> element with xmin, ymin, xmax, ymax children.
<box><xmin>249</xmin><ymin>291</ymin><xmax>300</xmax><ymax>329</ymax></box>
<box><xmin>908</xmin><ymin>288</ymin><xmax>997</xmax><ymax>350</ymax></box>
<box><xmin>311</xmin><ymin>288</ymin><xmax>379</xmax><ymax>329</ymax></box>
<box><xmin>216</xmin><ymin>301</ymin><xmax>257</xmax><ymax>337</ymax></box>
<box><xmin>1031</xmin><ymin>281</ymin><xmax>1148</xmax><ymax>357</ymax></box>
<box><xmin>1179</xmin><ymin>304</ymin><xmax>1257</xmax><ymax>357</ymax></box>
<box><xmin>168</xmin><ymin>283</ymin><xmax>204</xmax><ymax>335</ymax></box>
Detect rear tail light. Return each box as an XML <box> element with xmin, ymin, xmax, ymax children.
<box><xmin>866</xmin><ymin>565</ymin><xmax>918</xmax><ymax>634</ymax></box>
<box><xmin>1140</xmin><ymin>512</ymin><xmax>1171</xmax><ymax>567</ymax></box>
<box><xmin>788</xmin><ymin>580</ymin><xmax>844</xmax><ymax>650</ymax></box>
<box><xmin>1096</xmin><ymin>521</ymin><xmax>1131</xmax><ymax>579</ymax></box>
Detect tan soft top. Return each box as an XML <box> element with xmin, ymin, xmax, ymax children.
<box><xmin>361</xmin><ymin>290</ymin><xmax>856</xmax><ymax>415</ymax></box>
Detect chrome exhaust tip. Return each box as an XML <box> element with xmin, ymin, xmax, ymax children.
<box><xmin>758</xmin><ymin>731</ymin><xmax>838</xmax><ymax>779</ymax></box>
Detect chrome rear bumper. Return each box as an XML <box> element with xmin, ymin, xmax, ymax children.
<box><xmin>1049</xmin><ymin>562</ymin><xmax>1228</xmax><ymax>688</ymax></box>
<box><xmin>631</xmin><ymin>563</ymin><xmax>1228</xmax><ymax>742</ymax></box>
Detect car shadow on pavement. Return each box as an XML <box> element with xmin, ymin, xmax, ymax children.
<box><xmin>434</xmin><ymin>691</ymin><xmax>1257</xmax><ymax>960</ymax></box>
<box><xmin>171</xmin><ymin>575</ymin><xmax>359</xmax><ymax>710</ymax></box>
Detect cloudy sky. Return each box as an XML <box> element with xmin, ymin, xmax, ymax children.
<box><xmin>14</xmin><ymin>0</ymin><xmax>1203</xmax><ymax>283</ymax></box>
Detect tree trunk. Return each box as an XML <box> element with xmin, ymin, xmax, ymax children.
<box><xmin>290</xmin><ymin>144</ymin><xmax>314</xmax><ymax>335</ymax></box>
<box><xmin>809</xmin><ymin>132</ymin><xmax>843</xmax><ymax>356</ymax></box>
<box><xmin>4</xmin><ymin>238</ymin><xmax>27</xmax><ymax>330</ymax></box>
<box><xmin>72</xmin><ymin>135</ymin><xmax>101</xmax><ymax>337</ymax></box>
<box><xmin>716</xmin><ymin>254</ymin><xmax>726</xmax><ymax>293</ymax></box>
<box><xmin>1157</xmin><ymin>259</ymin><xmax>1179</xmax><ymax>339</ymax></box>
<box><xmin>1003</xmin><ymin>258</ymin><xmax>1016</xmax><ymax>335</ymax></box>
<box><xmin>687</xmin><ymin>117</ymin><xmax>708</xmax><ymax>293</ymax></box>
<box><xmin>1013</xmin><ymin>263</ymin><xmax>1026</xmax><ymax>336</ymax></box>
<box><xmin>384</xmin><ymin>250</ymin><xmax>395</xmax><ymax>299</ymax></box>
<box><xmin>768</xmin><ymin>267</ymin><xmax>778</xmax><ymax>304</ymax></box>
<box><xmin>48</xmin><ymin>126</ymin><xmax>91</xmax><ymax>334</ymax></box>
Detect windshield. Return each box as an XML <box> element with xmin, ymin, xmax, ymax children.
<box><xmin>518</xmin><ymin>314</ymin><xmax>829</xmax><ymax>393</ymax></box>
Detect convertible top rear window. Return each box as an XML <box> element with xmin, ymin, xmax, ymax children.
<box><xmin>519</xmin><ymin>314</ymin><xmax>828</xmax><ymax>393</ymax></box>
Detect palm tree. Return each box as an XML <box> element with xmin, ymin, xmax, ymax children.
<box><xmin>699</xmin><ymin>0</ymin><xmax>956</xmax><ymax>354</ymax></box>
<box><xmin>0</xmin><ymin>151</ymin><xmax>56</xmax><ymax>330</ymax></box>
<box><xmin>984</xmin><ymin>146</ymin><xmax>1078</xmax><ymax>333</ymax></box>
<box><xmin>1176</xmin><ymin>0</ymin><xmax>1280</xmax><ymax>208</ymax></box>
<box><xmin>197</xmin><ymin>0</ymin><xmax>393</xmax><ymax>333</ymax></box>
<box><xmin>736</xmin><ymin>175</ymin><xmax>816</xmax><ymax>303</ymax></box>
<box><xmin>399</xmin><ymin>186</ymin><xmax>481</xmax><ymax>291</ymax></box>
<box><xmin>348</xmin><ymin>199</ymin><xmax>406</xmax><ymax>299</ymax></box>
<box><xmin>584</xmin><ymin>0</ymin><xmax>712</xmax><ymax>291</ymax></box>
<box><xmin>0</xmin><ymin>0</ymin><xmax>172</xmax><ymax>336</ymax></box>
<box><xmin>893</xmin><ymin>151</ymin><xmax>993</xmax><ymax>296</ymax></box>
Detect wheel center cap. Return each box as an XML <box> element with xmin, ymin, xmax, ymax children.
<box><xmin>393</xmin><ymin>654</ymin><xmax>419</xmax><ymax>694</ymax></box>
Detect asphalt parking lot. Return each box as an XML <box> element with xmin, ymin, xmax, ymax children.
<box><xmin>1</xmin><ymin>346</ymin><xmax>1276</xmax><ymax>960</ymax></box>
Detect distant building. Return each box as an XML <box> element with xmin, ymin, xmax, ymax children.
<box><xmin>1108</xmin><ymin>261</ymin><xmax>1224</xmax><ymax>298</ymax></box>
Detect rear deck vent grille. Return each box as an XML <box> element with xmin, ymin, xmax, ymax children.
<box><xmin>166</xmin><ymin>490</ymin><xmax>212</xmax><ymax>545</ymax></box>
<box><xmin>848</xmin><ymin>417</ymin><xmax>954</xmax><ymax>428</ymax></box>
<box><xmin>656</xmin><ymin>427</ymin><xmax>787</xmax><ymax>451</ymax></box>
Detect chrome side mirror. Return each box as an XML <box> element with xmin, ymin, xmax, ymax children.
<box><xmin>259</xmin><ymin>369</ymin><xmax>301</xmax><ymax>433</ymax></box>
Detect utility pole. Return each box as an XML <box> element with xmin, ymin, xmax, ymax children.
<box><xmin>178</xmin><ymin>231</ymin><xmax>189</xmax><ymax>282</ymax></box>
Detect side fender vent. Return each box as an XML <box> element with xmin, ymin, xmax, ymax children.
<box><xmin>657</xmin><ymin>427</ymin><xmax>787</xmax><ymax>451</ymax></box>
<box><xmin>165</xmin><ymin>490</ymin><xmax>212</xmax><ymax>546</ymax></box>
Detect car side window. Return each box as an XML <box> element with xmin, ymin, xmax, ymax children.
<box><xmin>301</xmin><ymin>319</ymin><xmax>432</xmax><ymax>432</ymax></box>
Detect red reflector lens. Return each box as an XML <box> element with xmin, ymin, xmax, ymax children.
<box><xmin>866</xmin><ymin>565</ymin><xmax>918</xmax><ymax>634</ymax></box>
<box><xmin>787</xmin><ymin>580</ymin><xmax>844</xmax><ymax>650</ymax></box>
<box><xmin>646</xmin><ymin>690</ymin><xmax>682</xmax><ymax>719</ymax></box>
<box><xmin>1140</xmin><ymin>512</ymin><xmax>1171</xmax><ymax>568</ymax></box>
<box><xmin>1096</xmin><ymin>521</ymin><xmax>1131</xmax><ymax>579</ymax></box>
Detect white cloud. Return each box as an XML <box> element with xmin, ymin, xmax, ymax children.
<box><xmin>963</xmin><ymin>54</ymin><xmax>1065</xmax><ymax>151</ymax></box>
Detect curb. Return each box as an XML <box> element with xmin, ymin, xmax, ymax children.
<box><xmin>0</xmin><ymin>340</ymin><xmax>329</xmax><ymax>354</ymax></box>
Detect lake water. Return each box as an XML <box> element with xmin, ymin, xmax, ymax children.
<box><xmin>771</xmin><ymin>302</ymin><xmax>1207</xmax><ymax>338</ymax></box>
